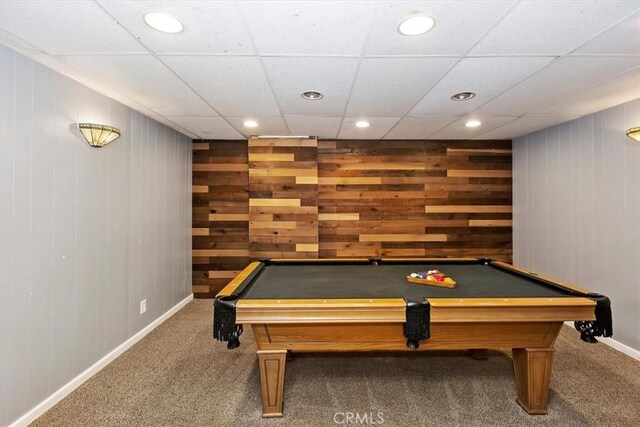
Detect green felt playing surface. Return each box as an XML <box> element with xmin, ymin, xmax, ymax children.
<box><xmin>238</xmin><ymin>263</ymin><xmax>575</xmax><ymax>301</ymax></box>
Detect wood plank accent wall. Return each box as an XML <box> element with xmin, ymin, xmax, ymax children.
<box><xmin>248</xmin><ymin>137</ymin><xmax>319</xmax><ymax>259</ymax></box>
<box><xmin>317</xmin><ymin>140</ymin><xmax>512</xmax><ymax>259</ymax></box>
<box><xmin>193</xmin><ymin>139</ymin><xmax>512</xmax><ymax>297</ymax></box>
<box><xmin>192</xmin><ymin>141</ymin><xmax>248</xmax><ymax>297</ymax></box>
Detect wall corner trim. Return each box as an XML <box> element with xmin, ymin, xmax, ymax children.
<box><xmin>9</xmin><ymin>294</ymin><xmax>195</xmax><ymax>427</ymax></box>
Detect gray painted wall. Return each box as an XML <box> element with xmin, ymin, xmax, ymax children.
<box><xmin>513</xmin><ymin>98</ymin><xmax>640</xmax><ymax>352</ymax></box>
<box><xmin>0</xmin><ymin>44</ymin><xmax>192</xmax><ymax>426</ymax></box>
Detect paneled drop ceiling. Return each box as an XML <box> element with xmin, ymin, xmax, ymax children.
<box><xmin>1</xmin><ymin>0</ymin><xmax>639</xmax><ymax>140</ymax></box>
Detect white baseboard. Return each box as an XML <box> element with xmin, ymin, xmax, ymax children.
<box><xmin>9</xmin><ymin>293</ymin><xmax>194</xmax><ymax>427</ymax></box>
<box><xmin>598</xmin><ymin>337</ymin><xmax>640</xmax><ymax>361</ymax></box>
<box><xmin>563</xmin><ymin>322</ymin><xmax>640</xmax><ymax>362</ymax></box>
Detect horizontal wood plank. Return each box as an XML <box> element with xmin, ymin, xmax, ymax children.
<box><xmin>249</xmin><ymin>139</ymin><xmax>318</xmax><ymax>147</ymax></box>
<box><xmin>249</xmin><ymin>198</ymin><xmax>301</xmax><ymax>207</ymax></box>
<box><xmin>296</xmin><ymin>176</ymin><xmax>319</xmax><ymax>184</ymax></box>
<box><xmin>296</xmin><ymin>243</ymin><xmax>319</xmax><ymax>252</ymax></box>
<box><xmin>249</xmin><ymin>153</ymin><xmax>295</xmax><ymax>162</ymax></box>
<box><xmin>359</xmin><ymin>234</ymin><xmax>448</xmax><ymax>242</ymax></box>
<box><xmin>209</xmin><ymin>213</ymin><xmax>250</xmax><ymax>221</ymax></box>
<box><xmin>425</xmin><ymin>205</ymin><xmax>512</xmax><ymax>213</ymax></box>
<box><xmin>318</xmin><ymin>213</ymin><xmax>360</xmax><ymax>221</ymax></box>
<box><xmin>447</xmin><ymin>169</ymin><xmax>512</xmax><ymax>178</ymax></box>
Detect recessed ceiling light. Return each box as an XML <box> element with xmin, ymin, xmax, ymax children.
<box><xmin>301</xmin><ymin>91</ymin><xmax>323</xmax><ymax>100</ymax></box>
<box><xmin>243</xmin><ymin>120</ymin><xmax>258</xmax><ymax>128</ymax></box>
<box><xmin>143</xmin><ymin>12</ymin><xmax>184</xmax><ymax>34</ymax></box>
<box><xmin>465</xmin><ymin>120</ymin><xmax>482</xmax><ymax>128</ymax></box>
<box><xmin>451</xmin><ymin>92</ymin><xmax>476</xmax><ymax>101</ymax></box>
<box><xmin>397</xmin><ymin>15</ymin><xmax>435</xmax><ymax>36</ymax></box>
<box><xmin>355</xmin><ymin>120</ymin><xmax>370</xmax><ymax>128</ymax></box>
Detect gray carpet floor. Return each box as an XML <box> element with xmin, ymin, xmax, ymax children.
<box><xmin>32</xmin><ymin>300</ymin><xmax>640</xmax><ymax>427</ymax></box>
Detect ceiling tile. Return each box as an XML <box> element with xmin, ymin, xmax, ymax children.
<box><xmin>0</xmin><ymin>0</ymin><xmax>144</xmax><ymax>54</ymax></box>
<box><xmin>60</xmin><ymin>55</ymin><xmax>216</xmax><ymax>116</ymax></box>
<box><xmin>384</xmin><ymin>116</ymin><xmax>458</xmax><ymax>139</ymax></box>
<box><xmin>473</xmin><ymin>115</ymin><xmax>582</xmax><ymax>140</ymax></box>
<box><xmin>346</xmin><ymin>57</ymin><xmax>457</xmax><ymax>116</ymax></box>
<box><xmin>430</xmin><ymin>116</ymin><xmax>517</xmax><ymax>139</ymax></box>
<box><xmin>572</xmin><ymin>10</ymin><xmax>640</xmax><ymax>55</ymax></box>
<box><xmin>98</xmin><ymin>1</ymin><xmax>254</xmax><ymax>54</ymax></box>
<box><xmin>471</xmin><ymin>1</ymin><xmax>640</xmax><ymax>55</ymax></box>
<box><xmin>162</xmin><ymin>55</ymin><xmax>280</xmax><ymax>116</ymax></box>
<box><xmin>261</xmin><ymin>57</ymin><xmax>359</xmax><ymax>115</ymax></box>
<box><xmin>149</xmin><ymin>115</ymin><xmax>199</xmax><ymax>139</ymax></box>
<box><xmin>160</xmin><ymin>116</ymin><xmax>244</xmax><ymax>139</ymax></box>
<box><xmin>240</xmin><ymin>1</ymin><xmax>373</xmax><ymax>55</ymax></box>
<box><xmin>475</xmin><ymin>56</ymin><xmax>640</xmax><ymax>116</ymax></box>
<box><xmin>533</xmin><ymin>66</ymin><xmax>640</xmax><ymax>117</ymax></box>
<box><xmin>285</xmin><ymin>116</ymin><xmax>342</xmax><ymax>139</ymax></box>
<box><xmin>226</xmin><ymin>116</ymin><xmax>288</xmax><ymax>137</ymax></box>
<box><xmin>411</xmin><ymin>57</ymin><xmax>554</xmax><ymax>116</ymax></box>
<box><xmin>338</xmin><ymin>117</ymin><xmax>400</xmax><ymax>139</ymax></box>
<box><xmin>366</xmin><ymin>1</ymin><xmax>516</xmax><ymax>55</ymax></box>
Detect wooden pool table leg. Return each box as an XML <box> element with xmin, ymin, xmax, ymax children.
<box><xmin>512</xmin><ymin>348</ymin><xmax>554</xmax><ymax>415</ymax></box>
<box><xmin>257</xmin><ymin>350</ymin><xmax>287</xmax><ymax>417</ymax></box>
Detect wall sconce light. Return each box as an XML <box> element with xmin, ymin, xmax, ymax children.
<box><xmin>626</xmin><ymin>126</ymin><xmax>640</xmax><ymax>143</ymax></box>
<box><xmin>78</xmin><ymin>123</ymin><xmax>121</xmax><ymax>148</ymax></box>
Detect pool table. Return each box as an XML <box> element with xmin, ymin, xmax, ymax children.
<box><xmin>213</xmin><ymin>258</ymin><xmax>612</xmax><ymax>417</ymax></box>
